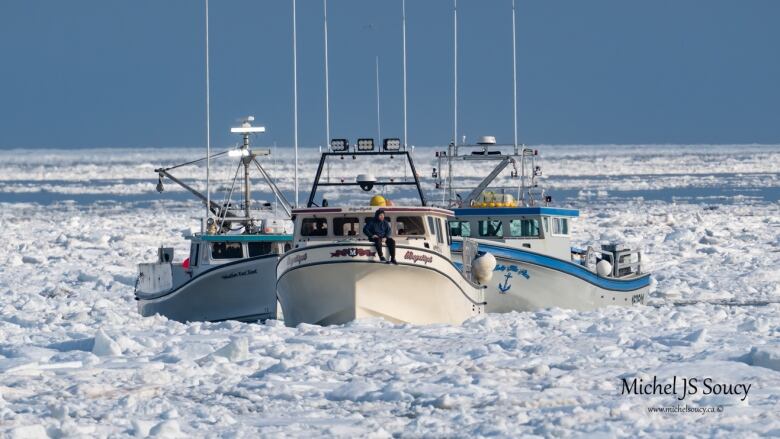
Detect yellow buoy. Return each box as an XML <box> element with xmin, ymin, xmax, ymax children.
<box><xmin>370</xmin><ymin>195</ymin><xmax>387</xmax><ymax>206</ymax></box>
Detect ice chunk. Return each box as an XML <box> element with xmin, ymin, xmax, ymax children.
<box><xmin>92</xmin><ymin>329</ymin><xmax>122</xmax><ymax>356</ymax></box>
<box><xmin>149</xmin><ymin>420</ymin><xmax>181</xmax><ymax>437</ymax></box>
<box><xmin>327</xmin><ymin>380</ymin><xmax>380</xmax><ymax>402</ymax></box>
<box><xmin>745</xmin><ymin>347</ymin><xmax>780</xmax><ymax>372</ymax></box>
<box><xmin>211</xmin><ymin>337</ymin><xmax>249</xmax><ymax>362</ymax></box>
<box><xmin>8</xmin><ymin>425</ymin><xmax>48</xmax><ymax>439</ymax></box>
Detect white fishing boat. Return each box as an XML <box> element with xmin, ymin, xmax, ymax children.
<box><xmin>135</xmin><ymin>118</ymin><xmax>293</xmax><ymax>322</ymax></box>
<box><xmin>276</xmin><ymin>139</ymin><xmax>488</xmax><ymax>326</ymax></box>
<box><xmin>436</xmin><ymin>138</ymin><xmax>651</xmax><ymax>312</ymax></box>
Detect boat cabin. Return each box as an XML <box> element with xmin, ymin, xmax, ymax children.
<box><xmin>450</xmin><ymin>207</ymin><xmax>579</xmax><ymax>260</ymax></box>
<box><xmin>291</xmin><ymin>206</ymin><xmax>455</xmax><ymax>256</ymax></box>
<box><xmin>188</xmin><ymin>233</ymin><xmax>291</xmax><ymax>269</ymax></box>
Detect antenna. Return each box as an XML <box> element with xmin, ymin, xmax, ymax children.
<box><xmin>292</xmin><ymin>0</ymin><xmax>299</xmax><ymax>207</ymax></box>
<box><xmin>324</xmin><ymin>0</ymin><xmax>331</xmax><ymax>150</ymax></box>
<box><xmin>204</xmin><ymin>0</ymin><xmax>211</xmax><ymax>223</ymax></box>
<box><xmin>402</xmin><ymin>0</ymin><xmax>408</xmax><ymax>150</ymax></box>
<box><xmin>376</xmin><ymin>56</ymin><xmax>381</xmax><ymax>142</ymax></box>
<box><xmin>512</xmin><ymin>0</ymin><xmax>518</xmax><ymax>155</ymax></box>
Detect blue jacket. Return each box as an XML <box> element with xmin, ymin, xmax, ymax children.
<box><xmin>363</xmin><ymin>211</ymin><xmax>392</xmax><ymax>238</ymax></box>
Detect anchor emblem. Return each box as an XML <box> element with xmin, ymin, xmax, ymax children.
<box><xmin>498</xmin><ymin>272</ymin><xmax>512</xmax><ymax>294</ymax></box>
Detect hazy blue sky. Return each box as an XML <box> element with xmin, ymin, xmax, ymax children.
<box><xmin>1</xmin><ymin>1</ymin><xmax>778</xmax><ymax>149</ymax></box>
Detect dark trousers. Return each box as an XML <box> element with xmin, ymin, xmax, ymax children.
<box><xmin>371</xmin><ymin>237</ymin><xmax>396</xmax><ymax>260</ymax></box>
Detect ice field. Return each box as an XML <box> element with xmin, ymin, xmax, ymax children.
<box><xmin>1</xmin><ymin>145</ymin><xmax>779</xmax><ymax>437</ymax></box>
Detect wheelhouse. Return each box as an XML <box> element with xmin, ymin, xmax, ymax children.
<box><xmin>187</xmin><ymin>234</ymin><xmax>292</xmax><ymax>270</ymax></box>
<box><xmin>291</xmin><ymin>207</ymin><xmax>454</xmax><ymax>254</ymax></box>
<box><xmin>450</xmin><ymin>207</ymin><xmax>579</xmax><ymax>260</ymax></box>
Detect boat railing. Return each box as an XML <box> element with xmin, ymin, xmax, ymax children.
<box><xmin>572</xmin><ymin>245</ymin><xmax>643</xmax><ymax>278</ymax></box>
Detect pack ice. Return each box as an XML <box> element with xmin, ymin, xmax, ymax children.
<box><xmin>0</xmin><ymin>145</ymin><xmax>778</xmax><ymax>437</ymax></box>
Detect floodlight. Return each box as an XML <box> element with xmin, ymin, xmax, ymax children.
<box><xmin>357</xmin><ymin>138</ymin><xmax>375</xmax><ymax>151</ymax></box>
<box><xmin>330</xmin><ymin>138</ymin><xmax>349</xmax><ymax>152</ymax></box>
<box><xmin>383</xmin><ymin>138</ymin><xmax>401</xmax><ymax>151</ymax></box>
<box><xmin>228</xmin><ymin>149</ymin><xmax>250</xmax><ymax>157</ymax></box>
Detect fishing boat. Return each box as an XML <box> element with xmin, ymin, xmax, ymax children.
<box><xmin>436</xmin><ymin>137</ymin><xmax>651</xmax><ymax>312</ymax></box>
<box><xmin>276</xmin><ymin>139</ymin><xmax>489</xmax><ymax>326</ymax></box>
<box><xmin>135</xmin><ymin>118</ymin><xmax>293</xmax><ymax>322</ymax></box>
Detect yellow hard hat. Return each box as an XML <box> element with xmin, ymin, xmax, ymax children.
<box><xmin>370</xmin><ymin>195</ymin><xmax>387</xmax><ymax>206</ymax></box>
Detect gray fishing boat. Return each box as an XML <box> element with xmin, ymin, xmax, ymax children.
<box><xmin>135</xmin><ymin>117</ymin><xmax>293</xmax><ymax>322</ymax></box>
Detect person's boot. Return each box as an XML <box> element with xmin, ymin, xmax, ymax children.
<box><xmin>390</xmin><ymin>258</ymin><xmax>398</xmax><ymax>265</ymax></box>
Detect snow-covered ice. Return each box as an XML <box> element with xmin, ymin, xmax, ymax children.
<box><xmin>0</xmin><ymin>145</ymin><xmax>778</xmax><ymax>437</ymax></box>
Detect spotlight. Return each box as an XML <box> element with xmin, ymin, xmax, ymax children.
<box><xmin>357</xmin><ymin>138</ymin><xmax>375</xmax><ymax>151</ymax></box>
<box><xmin>383</xmin><ymin>138</ymin><xmax>401</xmax><ymax>151</ymax></box>
<box><xmin>330</xmin><ymin>138</ymin><xmax>349</xmax><ymax>152</ymax></box>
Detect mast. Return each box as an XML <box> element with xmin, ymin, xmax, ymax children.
<box><xmin>512</xmin><ymin>0</ymin><xmax>518</xmax><ymax>155</ymax></box>
<box><xmin>449</xmin><ymin>0</ymin><xmax>458</xmax><ymax>205</ymax></box>
<box><xmin>376</xmin><ymin>56</ymin><xmax>381</xmax><ymax>142</ymax></box>
<box><xmin>402</xmin><ymin>0</ymin><xmax>408</xmax><ymax>150</ymax></box>
<box><xmin>292</xmin><ymin>0</ymin><xmax>300</xmax><ymax>207</ymax></box>
<box><xmin>205</xmin><ymin>0</ymin><xmax>211</xmax><ymax>223</ymax></box>
<box><xmin>324</xmin><ymin>0</ymin><xmax>331</xmax><ymax>148</ymax></box>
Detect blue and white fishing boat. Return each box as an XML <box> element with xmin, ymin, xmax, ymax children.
<box><xmin>436</xmin><ymin>137</ymin><xmax>650</xmax><ymax>312</ymax></box>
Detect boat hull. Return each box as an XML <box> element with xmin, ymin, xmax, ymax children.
<box><xmin>136</xmin><ymin>255</ymin><xmax>278</xmax><ymax>323</ymax></box>
<box><xmin>452</xmin><ymin>240</ymin><xmax>650</xmax><ymax>312</ymax></box>
<box><xmin>276</xmin><ymin>243</ymin><xmax>484</xmax><ymax>326</ymax></box>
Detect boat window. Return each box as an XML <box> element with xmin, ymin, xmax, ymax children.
<box><xmin>542</xmin><ymin>217</ymin><xmax>549</xmax><ymax>233</ymax></box>
<box><xmin>434</xmin><ymin>218</ymin><xmax>444</xmax><ymax>244</ymax></box>
<box><xmin>248</xmin><ymin>242</ymin><xmax>273</xmax><ymax>257</ymax></box>
<box><xmin>441</xmin><ymin>218</ymin><xmax>451</xmax><ymax>245</ymax></box>
<box><xmin>334</xmin><ymin>217</ymin><xmax>361</xmax><ymax>236</ymax></box>
<box><xmin>449</xmin><ymin>221</ymin><xmax>471</xmax><ymax>237</ymax></box>
<box><xmin>552</xmin><ymin>218</ymin><xmax>570</xmax><ymax>235</ymax></box>
<box><xmin>396</xmin><ymin>216</ymin><xmax>425</xmax><ymax>236</ymax></box>
<box><xmin>427</xmin><ymin>217</ymin><xmax>435</xmax><ymax>235</ymax></box>
<box><xmin>189</xmin><ymin>243</ymin><xmax>199</xmax><ymax>267</ymax></box>
<box><xmin>478</xmin><ymin>220</ymin><xmax>504</xmax><ymax>238</ymax></box>
<box><xmin>211</xmin><ymin>242</ymin><xmax>243</xmax><ymax>259</ymax></box>
<box><xmin>301</xmin><ymin>218</ymin><xmax>329</xmax><ymax>236</ymax></box>
<box><xmin>510</xmin><ymin>219</ymin><xmax>540</xmax><ymax>237</ymax></box>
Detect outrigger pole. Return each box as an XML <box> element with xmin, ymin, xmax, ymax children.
<box><xmin>205</xmin><ymin>0</ymin><xmax>212</xmax><ymax>223</ymax></box>
<box><xmin>450</xmin><ymin>0</ymin><xmax>458</xmax><ymax>205</ymax></box>
<box><xmin>511</xmin><ymin>0</ymin><xmax>519</xmax><ymax>155</ymax></box>
<box><xmin>402</xmin><ymin>0</ymin><xmax>408</xmax><ymax>150</ymax></box>
<box><xmin>324</xmin><ymin>0</ymin><xmax>331</xmax><ymax>150</ymax></box>
<box><xmin>292</xmin><ymin>0</ymin><xmax>300</xmax><ymax>207</ymax></box>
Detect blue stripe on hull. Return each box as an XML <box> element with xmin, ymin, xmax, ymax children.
<box><xmin>452</xmin><ymin>241</ymin><xmax>650</xmax><ymax>292</ymax></box>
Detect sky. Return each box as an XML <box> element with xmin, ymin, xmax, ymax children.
<box><xmin>1</xmin><ymin>0</ymin><xmax>779</xmax><ymax>149</ymax></box>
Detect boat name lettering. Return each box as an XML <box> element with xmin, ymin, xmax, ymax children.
<box><xmin>221</xmin><ymin>269</ymin><xmax>258</xmax><ymax>280</ymax></box>
<box><xmin>404</xmin><ymin>251</ymin><xmax>433</xmax><ymax>265</ymax></box>
<box><xmin>632</xmin><ymin>293</ymin><xmax>644</xmax><ymax>304</ymax></box>
<box><xmin>331</xmin><ymin>248</ymin><xmax>376</xmax><ymax>258</ymax></box>
<box><xmin>495</xmin><ymin>264</ymin><xmax>530</xmax><ymax>279</ymax></box>
<box><xmin>287</xmin><ymin>253</ymin><xmax>308</xmax><ymax>267</ymax></box>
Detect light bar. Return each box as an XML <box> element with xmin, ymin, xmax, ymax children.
<box><xmin>230</xmin><ymin>126</ymin><xmax>266</xmax><ymax>134</ymax></box>
<box><xmin>357</xmin><ymin>138</ymin><xmax>375</xmax><ymax>151</ymax></box>
<box><xmin>383</xmin><ymin>138</ymin><xmax>401</xmax><ymax>151</ymax></box>
<box><xmin>330</xmin><ymin>138</ymin><xmax>349</xmax><ymax>152</ymax></box>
